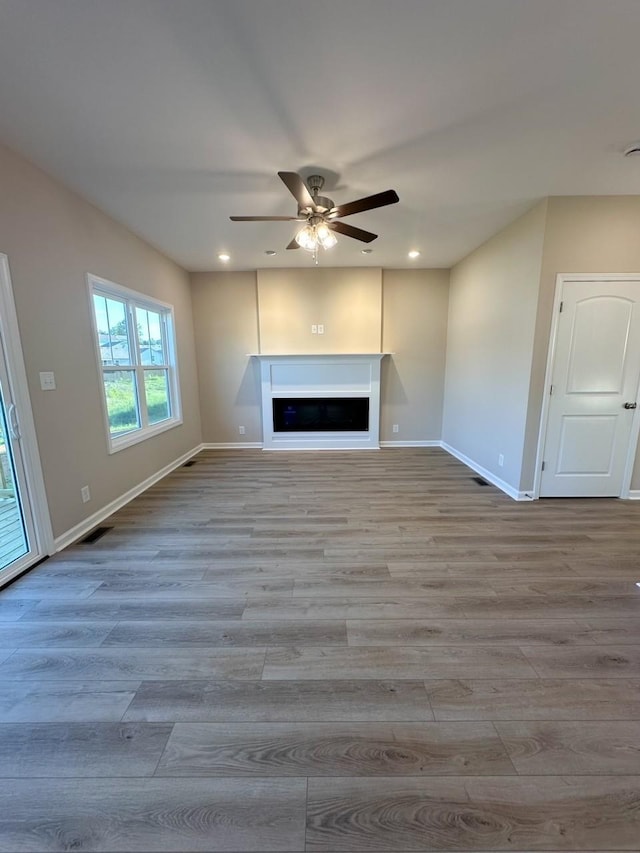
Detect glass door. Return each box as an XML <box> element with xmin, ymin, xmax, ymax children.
<box><xmin>0</xmin><ymin>254</ymin><xmax>46</xmax><ymax>585</ymax></box>
<box><xmin>0</xmin><ymin>333</ymin><xmax>38</xmax><ymax>577</ymax></box>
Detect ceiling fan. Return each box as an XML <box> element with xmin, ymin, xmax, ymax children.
<box><xmin>230</xmin><ymin>171</ymin><xmax>399</xmax><ymax>251</ymax></box>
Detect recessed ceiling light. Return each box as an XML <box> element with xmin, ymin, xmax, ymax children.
<box><xmin>218</xmin><ymin>252</ymin><xmax>231</xmax><ymax>262</ymax></box>
<box><xmin>624</xmin><ymin>142</ymin><xmax>640</xmax><ymax>157</ymax></box>
<box><xmin>265</xmin><ymin>250</ymin><xmax>277</xmax><ymax>256</ymax></box>
<box><xmin>408</xmin><ymin>250</ymin><xmax>421</xmax><ymax>259</ymax></box>
<box><xmin>361</xmin><ymin>249</ymin><xmax>373</xmax><ymax>254</ymax></box>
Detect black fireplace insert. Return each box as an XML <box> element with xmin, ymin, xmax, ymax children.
<box><xmin>273</xmin><ymin>397</ymin><xmax>369</xmax><ymax>432</ymax></box>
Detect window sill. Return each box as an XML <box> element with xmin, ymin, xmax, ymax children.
<box><xmin>107</xmin><ymin>416</ymin><xmax>183</xmax><ymax>454</ymax></box>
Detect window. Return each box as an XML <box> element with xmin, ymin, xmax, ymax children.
<box><xmin>88</xmin><ymin>275</ymin><xmax>181</xmax><ymax>452</ymax></box>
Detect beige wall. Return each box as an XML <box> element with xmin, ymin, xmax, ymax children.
<box><xmin>381</xmin><ymin>270</ymin><xmax>449</xmax><ymax>442</ymax></box>
<box><xmin>443</xmin><ymin>201</ymin><xmax>547</xmax><ymax>491</ymax></box>
<box><xmin>522</xmin><ymin>196</ymin><xmax>640</xmax><ymax>490</ymax></box>
<box><xmin>192</xmin><ymin>267</ymin><xmax>449</xmax><ymax>445</ymax></box>
<box><xmin>257</xmin><ymin>268</ymin><xmax>382</xmax><ymax>354</ymax></box>
<box><xmin>191</xmin><ymin>271</ymin><xmax>262</xmax><ymax>445</ymax></box>
<box><xmin>0</xmin><ymin>143</ymin><xmax>201</xmax><ymax>539</ymax></box>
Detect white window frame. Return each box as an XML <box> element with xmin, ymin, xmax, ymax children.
<box><xmin>87</xmin><ymin>274</ymin><xmax>182</xmax><ymax>453</ymax></box>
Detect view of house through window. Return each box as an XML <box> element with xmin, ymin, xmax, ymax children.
<box><xmin>89</xmin><ymin>276</ymin><xmax>180</xmax><ymax>451</ymax></box>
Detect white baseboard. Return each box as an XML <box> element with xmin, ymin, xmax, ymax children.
<box><xmin>53</xmin><ymin>444</ymin><xmax>203</xmax><ymax>552</ymax></box>
<box><xmin>201</xmin><ymin>442</ymin><xmax>263</xmax><ymax>450</ymax></box>
<box><xmin>626</xmin><ymin>490</ymin><xmax>640</xmax><ymax>500</ymax></box>
<box><xmin>440</xmin><ymin>442</ymin><xmax>533</xmax><ymax>501</ymax></box>
<box><xmin>380</xmin><ymin>440</ymin><xmax>442</xmax><ymax>448</ymax></box>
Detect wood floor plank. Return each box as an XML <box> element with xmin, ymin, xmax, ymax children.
<box><xmin>426</xmin><ymin>678</ymin><xmax>640</xmax><ymax>720</ymax></box>
<box><xmin>34</xmin><ymin>563</ymin><xmax>210</xmax><ymax>581</ymax></box>
<box><xmin>20</xmin><ymin>598</ymin><xmax>247</xmax><ymax>621</ymax></box>
<box><xmin>0</xmin><ymin>579</ymin><xmax>103</xmax><ymax>599</ymax></box>
<box><xmin>90</xmin><ymin>579</ymin><xmax>294</xmax><ymax>598</ymax></box>
<box><xmin>0</xmin><ymin>777</ymin><xmax>306</xmax><ymax>851</ymax></box>
<box><xmin>0</xmin><ymin>722</ymin><xmax>173</xmax><ymax>777</ymax></box>
<box><xmin>388</xmin><ymin>560</ymin><xmax>579</xmax><ymax>578</ymax></box>
<box><xmin>123</xmin><ymin>680</ymin><xmax>434</xmax><ymax>722</ymax></box>
<box><xmin>494</xmin><ymin>720</ymin><xmax>640</xmax><ymax>774</ymax></box>
<box><xmin>347</xmin><ymin>618</ymin><xmax>596</xmax><ymax>646</ymax></box>
<box><xmin>292</xmin><ymin>579</ymin><xmax>498</xmax><ymax>597</ymax></box>
<box><xmin>202</xmin><ymin>561</ymin><xmax>392</xmax><ymax>580</ymax></box>
<box><xmin>0</xmin><ymin>600</ymin><xmax>36</xmax><ymax>621</ymax></box>
<box><xmin>460</xmin><ymin>594</ymin><xmax>640</xmax><ymax>618</ymax></box>
<box><xmin>0</xmin><ymin>648</ymin><xmax>266</xmax><ymax>680</ymax></box>
<box><xmin>0</xmin><ymin>681</ymin><xmax>141</xmax><ymax>722</ymax></box>
<box><xmin>489</xmin><ymin>579</ymin><xmax>640</xmax><ymax>596</ymax></box>
<box><xmin>306</xmin><ymin>776</ymin><xmax>640</xmax><ymax>851</ymax></box>
<box><xmin>243</xmin><ymin>597</ymin><xmax>468</xmax><ymax>620</ymax></box>
<box><xmin>156</xmin><ymin>721</ymin><xmax>514</xmax><ymax>776</ymax></box>
<box><xmin>263</xmin><ymin>646</ymin><xmax>537</xmax><ymax>680</ymax></box>
<box><xmin>573</xmin><ymin>618</ymin><xmax>640</xmax><ymax>644</ymax></box>
<box><xmin>521</xmin><ymin>644</ymin><xmax>640</xmax><ymax>678</ymax></box>
<box><xmin>103</xmin><ymin>619</ymin><xmax>348</xmax><ymax>647</ymax></box>
<box><xmin>0</xmin><ymin>621</ymin><xmax>116</xmax><ymax>647</ymax></box>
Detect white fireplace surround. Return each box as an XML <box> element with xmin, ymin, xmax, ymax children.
<box><xmin>252</xmin><ymin>353</ymin><xmax>388</xmax><ymax>450</ymax></box>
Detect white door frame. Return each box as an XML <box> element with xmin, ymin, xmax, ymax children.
<box><xmin>533</xmin><ymin>273</ymin><xmax>640</xmax><ymax>500</ymax></box>
<box><xmin>0</xmin><ymin>254</ymin><xmax>53</xmax><ymax>578</ymax></box>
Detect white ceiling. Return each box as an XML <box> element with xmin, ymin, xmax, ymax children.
<box><xmin>1</xmin><ymin>0</ymin><xmax>640</xmax><ymax>271</ymax></box>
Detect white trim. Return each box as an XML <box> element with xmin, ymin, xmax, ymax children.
<box><xmin>254</xmin><ymin>353</ymin><xmax>387</xmax><ymax>450</ymax></box>
<box><xmin>89</xmin><ymin>274</ymin><xmax>176</xmax><ymax>312</ymax></box>
<box><xmin>533</xmin><ymin>273</ymin><xmax>640</xmax><ymax>499</ymax></box>
<box><xmin>0</xmin><ymin>255</ymin><xmax>54</xmax><ymax>559</ymax></box>
<box><xmin>86</xmin><ymin>273</ymin><xmax>182</xmax><ymax>455</ymax></box>
<box><xmin>441</xmin><ymin>441</ymin><xmax>533</xmax><ymax>501</ymax></box>
<box><xmin>201</xmin><ymin>442</ymin><xmax>263</xmax><ymax>450</ymax></box>
<box><xmin>626</xmin><ymin>490</ymin><xmax>640</xmax><ymax>500</ymax></box>
<box><xmin>53</xmin><ymin>444</ymin><xmax>202</xmax><ymax>552</ymax></box>
<box><xmin>262</xmin><ymin>446</ymin><xmax>381</xmax><ymax>452</ymax></box>
<box><xmin>107</xmin><ymin>416</ymin><xmax>184</xmax><ymax>453</ymax></box>
<box><xmin>380</xmin><ymin>440</ymin><xmax>442</xmax><ymax>447</ymax></box>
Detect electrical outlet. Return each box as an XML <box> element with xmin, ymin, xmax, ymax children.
<box><xmin>238</xmin><ymin>425</ymin><xmax>246</xmax><ymax>435</ymax></box>
<box><xmin>498</xmin><ymin>454</ymin><xmax>504</xmax><ymax>467</ymax></box>
<box><xmin>311</xmin><ymin>324</ymin><xmax>317</xmax><ymax>334</ymax></box>
<box><xmin>317</xmin><ymin>324</ymin><xmax>324</xmax><ymax>334</ymax></box>
<box><xmin>81</xmin><ymin>485</ymin><xmax>91</xmax><ymax>503</ymax></box>
<box><xmin>392</xmin><ymin>424</ymin><xmax>399</xmax><ymax>433</ymax></box>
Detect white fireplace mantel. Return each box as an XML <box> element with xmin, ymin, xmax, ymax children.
<box><xmin>250</xmin><ymin>353</ymin><xmax>390</xmax><ymax>450</ymax></box>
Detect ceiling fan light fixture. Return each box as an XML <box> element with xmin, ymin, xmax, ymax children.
<box><xmin>295</xmin><ymin>224</ymin><xmax>318</xmax><ymax>251</ymax></box>
<box><xmin>316</xmin><ymin>222</ymin><xmax>337</xmax><ymax>249</ymax></box>
<box><xmin>295</xmin><ymin>220</ymin><xmax>337</xmax><ymax>252</ymax></box>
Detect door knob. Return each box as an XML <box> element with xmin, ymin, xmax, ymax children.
<box><xmin>624</xmin><ymin>402</ymin><xmax>637</xmax><ymax>409</ymax></box>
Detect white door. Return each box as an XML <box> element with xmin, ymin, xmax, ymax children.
<box><xmin>540</xmin><ymin>278</ymin><xmax>640</xmax><ymax>497</ymax></box>
<box><xmin>0</xmin><ymin>255</ymin><xmax>48</xmax><ymax>585</ymax></box>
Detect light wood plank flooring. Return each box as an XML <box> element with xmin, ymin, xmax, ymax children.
<box><xmin>1</xmin><ymin>447</ymin><xmax>640</xmax><ymax>852</ymax></box>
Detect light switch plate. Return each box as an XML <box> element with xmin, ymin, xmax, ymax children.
<box><xmin>39</xmin><ymin>371</ymin><xmax>56</xmax><ymax>391</ymax></box>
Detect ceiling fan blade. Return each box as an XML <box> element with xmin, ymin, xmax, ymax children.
<box><xmin>329</xmin><ymin>189</ymin><xmax>399</xmax><ymax>219</ymax></box>
<box><xmin>329</xmin><ymin>221</ymin><xmax>377</xmax><ymax>243</ymax></box>
<box><xmin>230</xmin><ymin>215</ymin><xmax>303</xmax><ymax>221</ymax></box>
<box><xmin>285</xmin><ymin>238</ymin><xmax>300</xmax><ymax>250</ymax></box>
<box><xmin>278</xmin><ymin>171</ymin><xmax>315</xmax><ymax>209</ymax></box>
